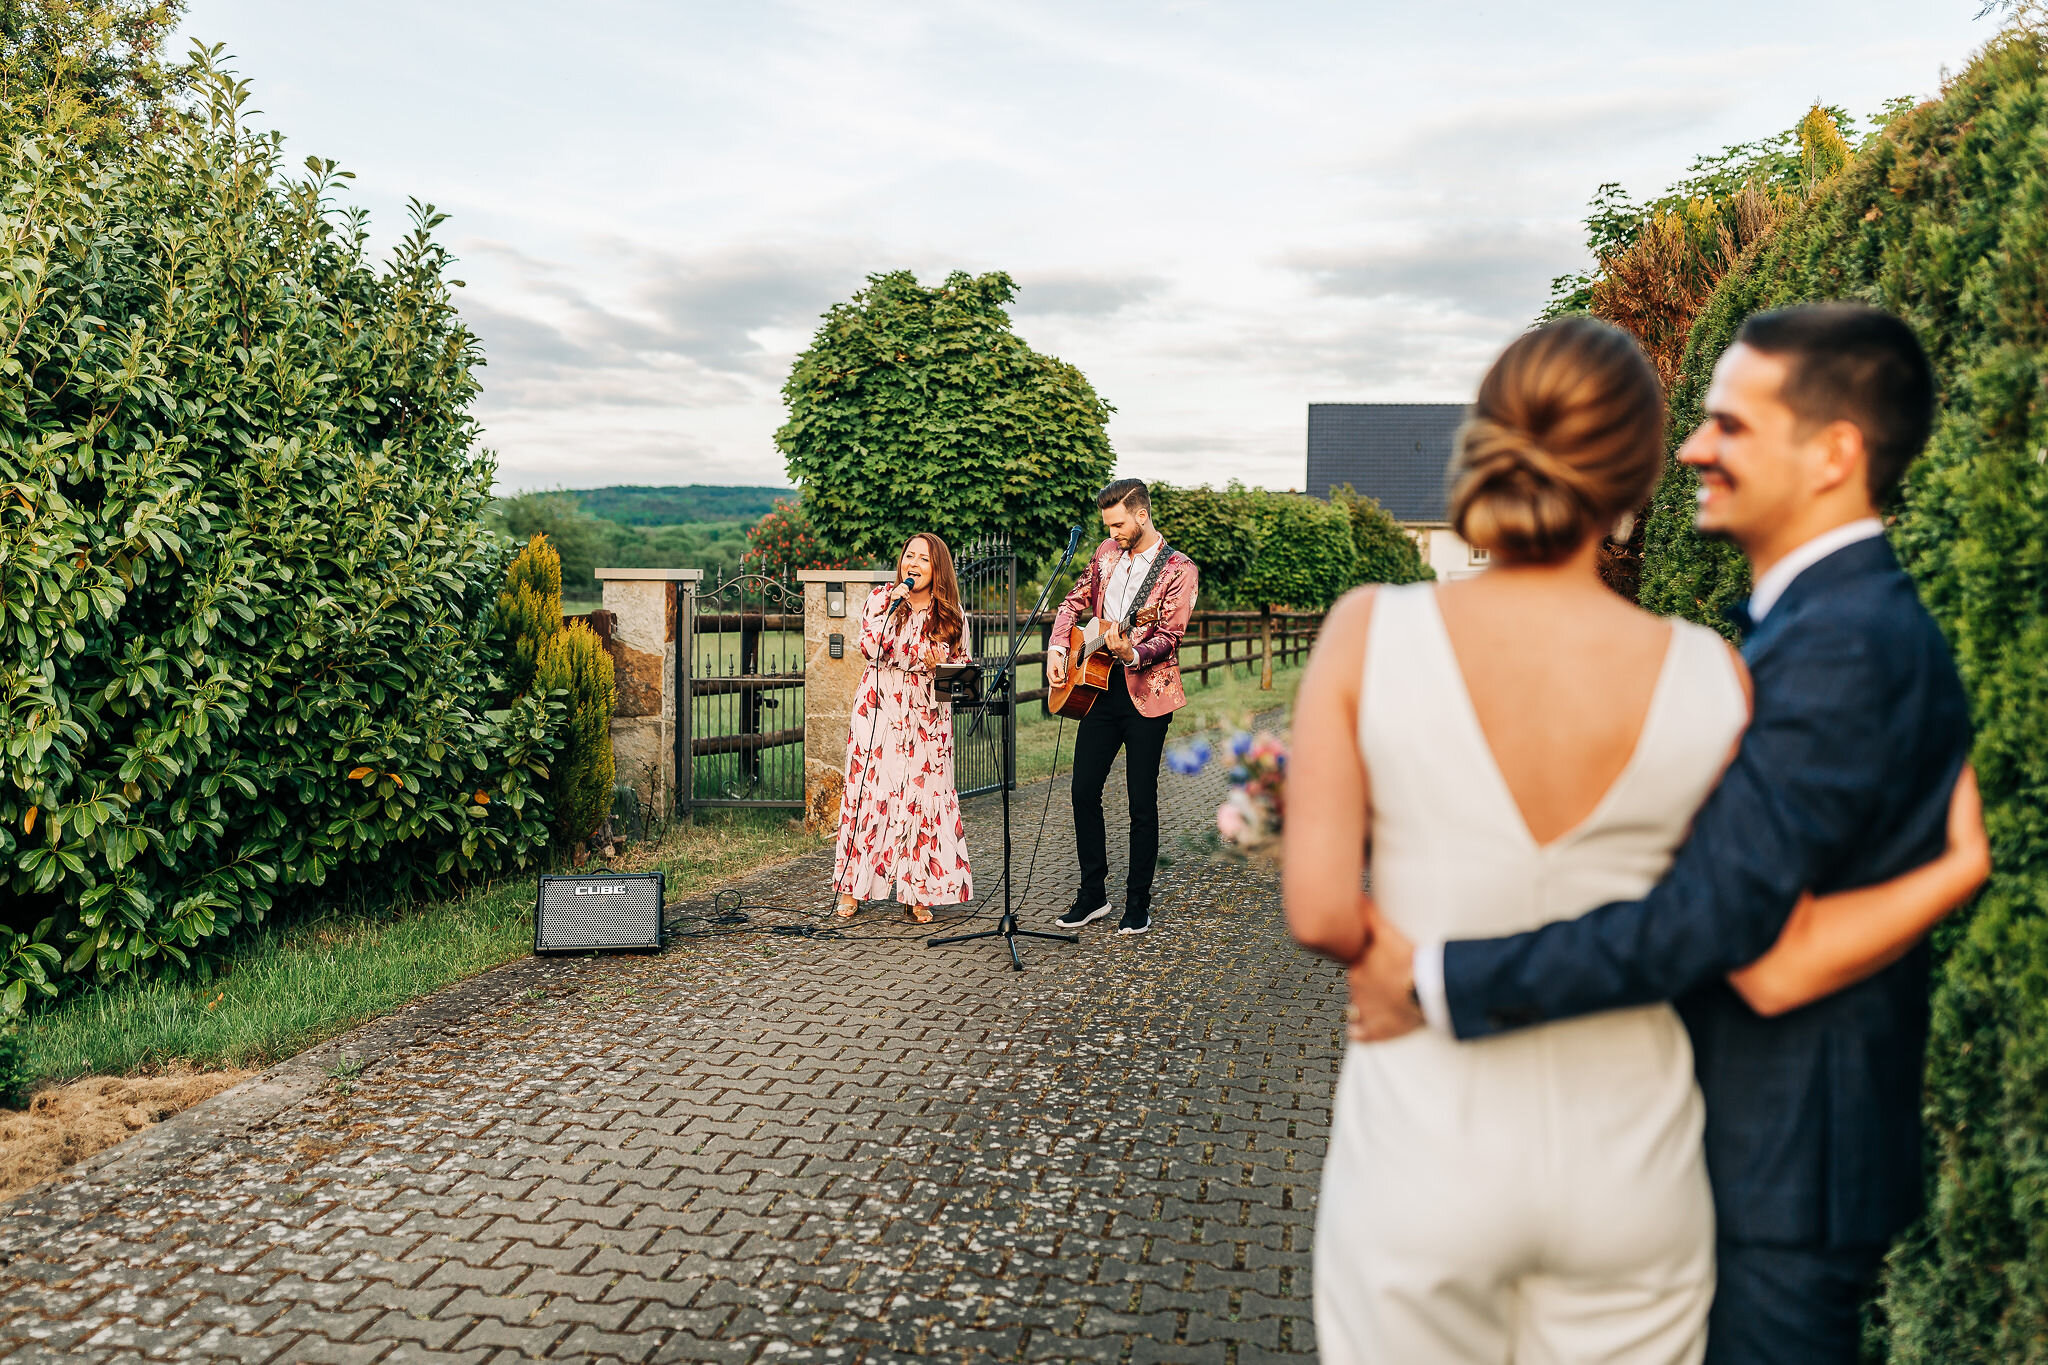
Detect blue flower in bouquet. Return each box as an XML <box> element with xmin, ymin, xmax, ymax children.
<box><xmin>1229</xmin><ymin>732</ymin><xmax>1254</xmax><ymax>760</ymax></box>
<box><xmin>1165</xmin><ymin>737</ymin><xmax>1215</xmax><ymax>776</ymax></box>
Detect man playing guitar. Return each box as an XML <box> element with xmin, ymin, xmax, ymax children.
<box><xmin>1046</xmin><ymin>479</ymin><xmax>1200</xmax><ymax>936</ymax></box>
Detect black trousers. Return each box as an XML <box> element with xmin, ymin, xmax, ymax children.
<box><xmin>1706</xmin><ymin>1241</ymin><xmax>1887</xmax><ymax>1365</ymax></box>
<box><xmin>1070</xmin><ymin>664</ymin><xmax>1172</xmax><ymax>913</ymax></box>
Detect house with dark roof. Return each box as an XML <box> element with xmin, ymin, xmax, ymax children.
<box><xmin>1304</xmin><ymin>402</ymin><xmax>1488</xmax><ymax>579</ymax></box>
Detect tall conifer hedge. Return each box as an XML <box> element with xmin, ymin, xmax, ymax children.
<box><xmin>1636</xmin><ymin>34</ymin><xmax>2048</xmax><ymax>1360</ymax></box>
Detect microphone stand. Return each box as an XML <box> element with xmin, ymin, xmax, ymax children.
<box><xmin>928</xmin><ymin>526</ymin><xmax>1086</xmax><ymax>970</ymax></box>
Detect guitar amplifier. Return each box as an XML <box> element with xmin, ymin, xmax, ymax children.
<box><xmin>534</xmin><ymin>872</ymin><xmax>666</xmax><ymax>954</ymax></box>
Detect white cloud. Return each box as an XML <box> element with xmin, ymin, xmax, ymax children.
<box><xmin>182</xmin><ymin>0</ymin><xmax>1998</xmax><ymax>498</ymax></box>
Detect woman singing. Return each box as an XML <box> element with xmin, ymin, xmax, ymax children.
<box><xmin>833</xmin><ymin>532</ymin><xmax>974</xmax><ymax>923</ymax></box>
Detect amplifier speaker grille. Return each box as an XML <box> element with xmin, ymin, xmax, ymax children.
<box><xmin>535</xmin><ymin>872</ymin><xmax>665</xmax><ymax>953</ymax></box>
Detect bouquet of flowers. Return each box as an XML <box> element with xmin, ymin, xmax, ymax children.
<box><xmin>1167</xmin><ymin>729</ymin><xmax>1288</xmax><ymax>861</ymax></box>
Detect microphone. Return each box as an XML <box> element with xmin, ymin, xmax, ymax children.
<box><xmin>892</xmin><ymin>569</ymin><xmax>920</xmax><ymax>619</ymax></box>
<box><xmin>1065</xmin><ymin>524</ymin><xmax>1083</xmax><ymax>556</ymax></box>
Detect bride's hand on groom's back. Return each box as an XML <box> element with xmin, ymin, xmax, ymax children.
<box><xmin>1347</xmin><ymin>904</ymin><xmax>1425</xmax><ymax>1044</ymax></box>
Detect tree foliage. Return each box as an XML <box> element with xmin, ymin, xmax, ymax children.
<box><xmin>1635</xmin><ymin>34</ymin><xmax>2048</xmax><ymax>1358</ymax></box>
<box><xmin>0</xmin><ymin>53</ymin><xmax>562</xmax><ymax>1006</ymax></box>
<box><xmin>0</xmin><ymin>0</ymin><xmax>188</xmax><ymax>150</ymax></box>
<box><xmin>569</xmin><ymin>484</ymin><xmax>786</xmax><ymax>526</ymax></box>
<box><xmin>1331</xmin><ymin>485</ymin><xmax>1434</xmax><ymax>585</ymax></box>
<box><xmin>777</xmin><ymin>270</ymin><xmax>1116</xmax><ymax>562</ymax></box>
<box><xmin>1543</xmin><ymin>103</ymin><xmax>1881</xmax><ymax>325</ymax></box>
<box><xmin>1239</xmin><ymin>491</ymin><xmax>1360</xmax><ymax>610</ymax></box>
<box><xmin>1149</xmin><ymin>482</ymin><xmax>1374</xmax><ymax>609</ymax></box>
<box><xmin>1149</xmin><ymin>482</ymin><xmax>1259</xmax><ymax>596</ymax></box>
<box><xmin>490</xmin><ymin>492</ymin><xmax>753</xmax><ymax>600</ymax></box>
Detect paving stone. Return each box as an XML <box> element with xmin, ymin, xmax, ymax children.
<box><xmin>0</xmin><ymin>732</ymin><xmax>1332</xmax><ymax>1360</ymax></box>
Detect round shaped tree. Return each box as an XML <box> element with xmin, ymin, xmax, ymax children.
<box><xmin>776</xmin><ymin>270</ymin><xmax>1116</xmax><ymax>560</ymax></box>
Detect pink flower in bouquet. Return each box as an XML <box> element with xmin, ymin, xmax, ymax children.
<box><xmin>1217</xmin><ymin>797</ymin><xmax>1249</xmax><ymax>842</ymax></box>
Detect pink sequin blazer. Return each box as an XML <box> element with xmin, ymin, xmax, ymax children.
<box><xmin>1050</xmin><ymin>538</ymin><xmax>1200</xmax><ymax>719</ymax></box>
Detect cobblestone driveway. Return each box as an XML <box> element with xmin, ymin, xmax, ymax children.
<box><xmin>0</xmin><ymin>743</ymin><xmax>1345</xmax><ymax>1363</ymax></box>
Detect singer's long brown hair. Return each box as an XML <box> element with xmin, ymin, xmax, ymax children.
<box><xmin>893</xmin><ymin>532</ymin><xmax>964</xmax><ymax>648</ymax></box>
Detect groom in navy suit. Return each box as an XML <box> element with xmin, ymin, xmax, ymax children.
<box><xmin>1349</xmin><ymin>305</ymin><xmax>1972</xmax><ymax>1365</ymax></box>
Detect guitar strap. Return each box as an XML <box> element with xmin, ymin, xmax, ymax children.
<box><xmin>1120</xmin><ymin>542</ymin><xmax>1174</xmax><ymax>632</ymax></box>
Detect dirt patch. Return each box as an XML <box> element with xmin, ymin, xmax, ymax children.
<box><xmin>0</xmin><ymin>1068</ymin><xmax>254</xmax><ymax>1203</ymax></box>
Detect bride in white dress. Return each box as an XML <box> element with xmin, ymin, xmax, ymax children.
<box><xmin>1282</xmin><ymin>318</ymin><xmax>1985</xmax><ymax>1363</ymax></box>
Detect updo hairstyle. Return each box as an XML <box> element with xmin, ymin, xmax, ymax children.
<box><xmin>1449</xmin><ymin>317</ymin><xmax>1665</xmax><ymax>564</ymax></box>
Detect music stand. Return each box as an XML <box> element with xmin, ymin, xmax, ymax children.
<box><xmin>927</xmin><ymin>528</ymin><xmax>1085</xmax><ymax>970</ymax></box>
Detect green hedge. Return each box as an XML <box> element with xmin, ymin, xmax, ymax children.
<box><xmin>1636</xmin><ymin>34</ymin><xmax>2048</xmax><ymax>1360</ymax></box>
<box><xmin>0</xmin><ymin>59</ymin><xmax>558</xmax><ymax>1010</ymax></box>
<box><xmin>1152</xmin><ymin>480</ymin><xmax>1428</xmax><ymax>608</ymax></box>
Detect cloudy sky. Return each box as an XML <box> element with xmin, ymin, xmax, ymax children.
<box><xmin>179</xmin><ymin>1</ymin><xmax>1997</xmax><ymax>494</ymax></box>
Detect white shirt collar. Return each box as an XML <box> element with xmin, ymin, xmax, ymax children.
<box><xmin>1749</xmin><ymin>518</ymin><xmax>1884</xmax><ymax>623</ymax></box>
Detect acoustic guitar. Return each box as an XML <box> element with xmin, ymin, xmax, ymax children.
<box><xmin>1046</xmin><ymin>619</ymin><xmax>1118</xmax><ymax>719</ymax></box>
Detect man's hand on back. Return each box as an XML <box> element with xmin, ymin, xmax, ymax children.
<box><xmin>1348</xmin><ymin>904</ymin><xmax>1424</xmax><ymax>1043</ymax></box>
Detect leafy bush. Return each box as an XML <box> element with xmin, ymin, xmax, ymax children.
<box><xmin>1149</xmin><ymin>481</ymin><xmax>1259</xmax><ymax>600</ymax></box>
<box><xmin>535</xmin><ymin>622</ymin><xmax>615</xmax><ymax>846</ymax></box>
<box><xmin>1238</xmin><ymin>490</ymin><xmax>1360</xmax><ymax>610</ymax></box>
<box><xmin>1150</xmin><ymin>481</ymin><xmax>1383</xmax><ymax>607</ymax></box>
<box><xmin>777</xmin><ymin>270</ymin><xmax>1116</xmax><ymax>562</ymax></box>
<box><xmin>1634</xmin><ymin>33</ymin><xmax>2048</xmax><ymax>1359</ymax></box>
<box><xmin>0</xmin><ymin>55</ymin><xmax>560</xmax><ymax>1001</ymax></box>
<box><xmin>0</xmin><ymin>1022</ymin><xmax>27</xmax><ymax>1108</ymax></box>
<box><xmin>1332</xmin><ymin>485</ymin><xmax>1434</xmax><ymax>585</ymax></box>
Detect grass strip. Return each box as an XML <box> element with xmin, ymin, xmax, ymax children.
<box><xmin>21</xmin><ymin>810</ymin><xmax>821</xmax><ymax>1088</ymax></box>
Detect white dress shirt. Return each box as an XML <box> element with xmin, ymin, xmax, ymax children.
<box><xmin>1410</xmin><ymin>517</ymin><xmax>1888</xmax><ymax>1034</ymax></box>
<box><xmin>1104</xmin><ymin>537</ymin><xmax>1164</xmax><ymax>624</ymax></box>
<box><xmin>1053</xmin><ymin>534</ymin><xmax>1162</xmax><ymax>664</ymax></box>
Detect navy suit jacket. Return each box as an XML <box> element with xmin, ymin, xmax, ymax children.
<box><xmin>1440</xmin><ymin>537</ymin><xmax>1971</xmax><ymax>1249</ymax></box>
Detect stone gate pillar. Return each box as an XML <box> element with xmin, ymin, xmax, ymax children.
<box><xmin>798</xmin><ymin>568</ymin><xmax>897</xmax><ymax>833</ymax></box>
<box><xmin>597</xmin><ymin>567</ymin><xmax>700</xmax><ymax>818</ymax></box>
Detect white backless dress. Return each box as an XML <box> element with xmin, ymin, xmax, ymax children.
<box><xmin>1314</xmin><ymin>583</ymin><xmax>1748</xmax><ymax>1364</ymax></box>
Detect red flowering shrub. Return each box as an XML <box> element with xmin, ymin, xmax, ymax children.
<box><xmin>741</xmin><ymin>499</ymin><xmax>848</xmax><ymax>578</ymax></box>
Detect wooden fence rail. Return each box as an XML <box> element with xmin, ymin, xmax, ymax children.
<box><xmin>1011</xmin><ymin>607</ymin><xmax>1324</xmax><ymax>708</ymax></box>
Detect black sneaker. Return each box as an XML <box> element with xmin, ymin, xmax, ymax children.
<box><xmin>1056</xmin><ymin>901</ymin><xmax>1112</xmax><ymax>929</ymax></box>
<box><xmin>1117</xmin><ymin>905</ymin><xmax>1151</xmax><ymax>936</ymax></box>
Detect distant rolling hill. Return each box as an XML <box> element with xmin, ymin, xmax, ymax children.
<box><xmin>567</xmin><ymin>484</ymin><xmax>791</xmax><ymax>526</ymax></box>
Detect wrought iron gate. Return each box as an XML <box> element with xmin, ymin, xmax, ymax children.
<box><xmin>677</xmin><ymin>572</ymin><xmax>805</xmax><ymax>811</ymax></box>
<box><xmin>951</xmin><ymin>534</ymin><xmax>1016</xmax><ymax>799</ymax></box>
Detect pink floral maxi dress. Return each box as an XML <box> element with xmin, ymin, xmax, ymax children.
<box><xmin>833</xmin><ymin>586</ymin><xmax>974</xmax><ymax>905</ymax></box>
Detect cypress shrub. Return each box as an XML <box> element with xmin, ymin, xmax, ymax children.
<box><xmin>1635</xmin><ymin>33</ymin><xmax>2048</xmax><ymax>1359</ymax></box>
<box><xmin>534</xmin><ymin>622</ymin><xmax>616</xmax><ymax>848</ymax></box>
<box><xmin>498</xmin><ymin>534</ymin><xmax>563</xmax><ymax>696</ymax></box>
